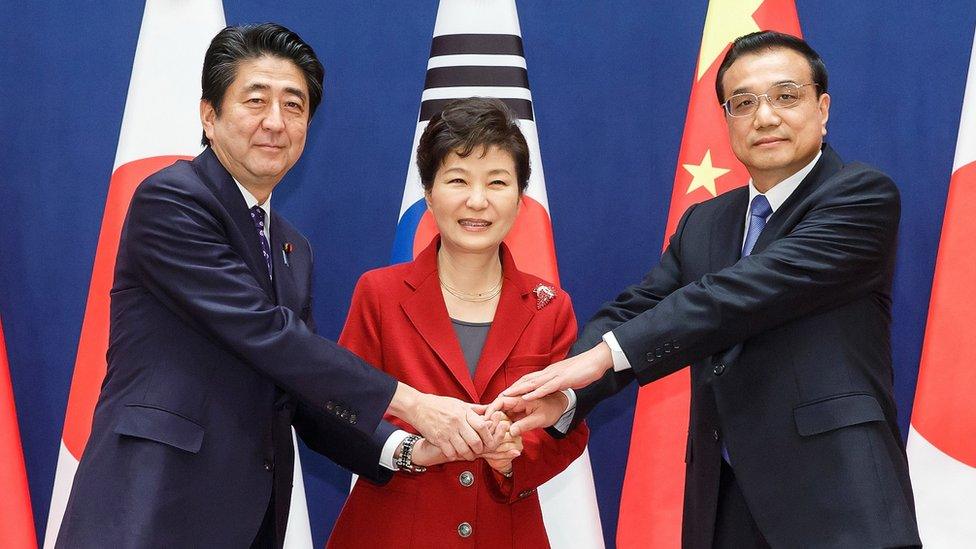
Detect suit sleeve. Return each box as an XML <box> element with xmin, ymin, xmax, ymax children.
<box><xmin>615</xmin><ymin>167</ymin><xmax>900</xmax><ymax>384</ymax></box>
<box><xmin>292</xmin><ymin>266</ymin><xmax>394</xmax><ymax>484</ymax></box>
<box><xmin>558</xmin><ymin>204</ymin><xmax>698</xmax><ymax>429</ymax></box>
<box><xmin>486</xmin><ymin>293</ymin><xmax>589</xmax><ymax>503</ymax></box>
<box><xmin>123</xmin><ymin>175</ymin><xmax>397</xmax><ymax>437</ymax></box>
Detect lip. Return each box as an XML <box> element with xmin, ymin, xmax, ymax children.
<box><xmin>457</xmin><ymin>218</ymin><xmax>492</xmax><ymax>231</ymax></box>
<box><xmin>255</xmin><ymin>144</ymin><xmax>284</xmax><ymax>150</ymax></box>
<box><xmin>752</xmin><ymin>136</ymin><xmax>788</xmax><ymax>147</ymax></box>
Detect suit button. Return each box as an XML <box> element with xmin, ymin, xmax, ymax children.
<box><xmin>673</xmin><ymin>342</ymin><xmax>680</xmax><ymax>350</ymax></box>
<box><xmin>340</xmin><ymin>410</ymin><xmax>349</xmax><ymax>420</ymax></box>
<box><xmin>663</xmin><ymin>342</ymin><xmax>673</xmax><ymax>353</ymax></box>
<box><xmin>325</xmin><ymin>401</ymin><xmax>335</xmax><ymax>411</ymax></box>
<box><xmin>713</xmin><ymin>363</ymin><xmax>726</xmax><ymax>376</ymax></box>
<box><xmin>712</xmin><ymin>429</ymin><xmax>720</xmax><ymax>442</ymax></box>
<box><xmin>459</xmin><ymin>471</ymin><xmax>474</xmax><ymax>487</ymax></box>
<box><xmin>655</xmin><ymin>348</ymin><xmax>663</xmax><ymax>358</ymax></box>
<box><xmin>264</xmin><ymin>461</ymin><xmax>274</xmax><ymax>472</ymax></box>
<box><xmin>349</xmin><ymin>413</ymin><xmax>357</xmax><ymax>424</ymax></box>
<box><xmin>646</xmin><ymin>353</ymin><xmax>655</xmax><ymax>363</ymax></box>
<box><xmin>457</xmin><ymin>522</ymin><xmax>472</xmax><ymax>538</ymax></box>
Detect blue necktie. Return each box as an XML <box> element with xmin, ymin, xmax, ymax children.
<box><xmin>249</xmin><ymin>205</ymin><xmax>273</xmax><ymax>280</ymax></box>
<box><xmin>742</xmin><ymin>194</ymin><xmax>773</xmax><ymax>257</ymax></box>
<box><xmin>722</xmin><ymin>194</ymin><xmax>773</xmax><ymax>465</ymax></box>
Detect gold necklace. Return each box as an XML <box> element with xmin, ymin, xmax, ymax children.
<box><xmin>440</xmin><ymin>276</ymin><xmax>502</xmax><ymax>302</ymax></box>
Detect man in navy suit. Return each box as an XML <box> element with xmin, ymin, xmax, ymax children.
<box><xmin>57</xmin><ymin>23</ymin><xmax>494</xmax><ymax>548</ymax></box>
<box><xmin>496</xmin><ymin>32</ymin><xmax>921</xmax><ymax>548</ymax></box>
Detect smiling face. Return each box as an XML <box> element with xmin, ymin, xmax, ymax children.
<box><xmin>425</xmin><ymin>145</ymin><xmax>521</xmax><ymax>257</ymax></box>
<box><xmin>201</xmin><ymin>55</ymin><xmax>310</xmax><ymax>195</ymax></box>
<box><xmin>721</xmin><ymin>47</ymin><xmax>830</xmax><ymax>191</ymax></box>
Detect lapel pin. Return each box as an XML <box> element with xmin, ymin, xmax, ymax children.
<box><xmin>282</xmin><ymin>242</ymin><xmax>293</xmax><ymax>267</ymax></box>
<box><xmin>533</xmin><ymin>283</ymin><xmax>556</xmax><ymax>310</ymax></box>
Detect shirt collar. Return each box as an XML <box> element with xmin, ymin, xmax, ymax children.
<box><xmin>235</xmin><ymin>179</ymin><xmax>272</xmax><ymax>233</ymax></box>
<box><xmin>747</xmin><ymin>149</ymin><xmax>822</xmax><ymax>214</ymax></box>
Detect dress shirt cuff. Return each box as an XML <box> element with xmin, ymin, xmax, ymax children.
<box><xmin>552</xmin><ymin>389</ymin><xmax>577</xmax><ymax>434</ymax></box>
<box><xmin>380</xmin><ymin>429</ymin><xmax>412</xmax><ymax>471</ymax></box>
<box><xmin>603</xmin><ymin>331</ymin><xmax>633</xmax><ymax>372</ymax></box>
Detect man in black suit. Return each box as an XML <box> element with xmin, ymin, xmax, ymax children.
<box><xmin>495</xmin><ymin>31</ymin><xmax>920</xmax><ymax>548</ymax></box>
<box><xmin>57</xmin><ymin>23</ymin><xmax>494</xmax><ymax>548</ymax></box>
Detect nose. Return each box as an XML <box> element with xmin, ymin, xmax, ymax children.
<box><xmin>262</xmin><ymin>103</ymin><xmax>285</xmax><ymax>132</ymax></box>
<box><xmin>753</xmin><ymin>96</ymin><xmax>781</xmax><ymax>128</ymax></box>
<box><xmin>465</xmin><ymin>184</ymin><xmax>488</xmax><ymax>210</ymax></box>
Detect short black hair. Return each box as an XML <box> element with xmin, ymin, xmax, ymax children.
<box><xmin>200</xmin><ymin>23</ymin><xmax>324</xmax><ymax>146</ymax></box>
<box><xmin>416</xmin><ymin>97</ymin><xmax>531</xmax><ymax>194</ymax></box>
<box><xmin>715</xmin><ymin>31</ymin><xmax>828</xmax><ymax>104</ymax></box>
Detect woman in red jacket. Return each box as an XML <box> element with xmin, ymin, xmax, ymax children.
<box><xmin>326</xmin><ymin>97</ymin><xmax>588</xmax><ymax>548</ymax></box>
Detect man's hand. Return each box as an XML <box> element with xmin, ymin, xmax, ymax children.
<box><xmin>410</xmin><ymin>437</ymin><xmax>450</xmax><ymax>467</ymax></box>
<box><xmin>387</xmin><ymin>383</ymin><xmax>495</xmax><ymax>460</ymax></box>
<box><xmin>502</xmin><ymin>342</ymin><xmax>613</xmax><ymax>401</ymax></box>
<box><xmin>487</xmin><ymin>391</ymin><xmax>569</xmax><ymax>437</ymax></box>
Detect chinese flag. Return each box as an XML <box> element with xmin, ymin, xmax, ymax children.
<box><xmin>616</xmin><ymin>2</ymin><xmax>801</xmax><ymax>547</ymax></box>
<box><xmin>0</xmin><ymin>317</ymin><xmax>37</xmax><ymax>548</ymax></box>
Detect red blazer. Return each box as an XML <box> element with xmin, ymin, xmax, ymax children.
<box><xmin>327</xmin><ymin>238</ymin><xmax>588</xmax><ymax>548</ymax></box>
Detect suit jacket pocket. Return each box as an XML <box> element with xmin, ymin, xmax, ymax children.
<box><xmin>114</xmin><ymin>404</ymin><xmax>205</xmax><ymax>453</ymax></box>
<box><xmin>793</xmin><ymin>393</ymin><xmax>884</xmax><ymax>437</ymax></box>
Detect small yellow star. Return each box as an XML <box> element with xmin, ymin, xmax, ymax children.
<box><xmin>683</xmin><ymin>150</ymin><xmax>729</xmax><ymax>197</ymax></box>
<box><xmin>697</xmin><ymin>0</ymin><xmax>763</xmax><ymax>80</ymax></box>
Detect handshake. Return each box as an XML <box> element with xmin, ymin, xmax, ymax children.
<box><xmin>386</xmin><ymin>342</ymin><xmax>614</xmax><ymax>473</ymax></box>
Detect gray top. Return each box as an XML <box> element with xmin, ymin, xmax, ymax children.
<box><xmin>451</xmin><ymin>318</ymin><xmax>492</xmax><ymax>377</ymax></box>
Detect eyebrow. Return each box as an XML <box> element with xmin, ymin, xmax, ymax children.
<box><xmin>243</xmin><ymin>82</ymin><xmax>307</xmax><ymax>102</ymax></box>
<box><xmin>487</xmin><ymin>168</ymin><xmax>512</xmax><ymax>176</ymax></box>
<box><xmin>730</xmin><ymin>79</ymin><xmax>800</xmax><ymax>96</ymax></box>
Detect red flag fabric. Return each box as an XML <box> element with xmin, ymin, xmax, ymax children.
<box><xmin>0</xmin><ymin>318</ymin><xmax>37</xmax><ymax>548</ymax></box>
<box><xmin>616</xmin><ymin>2</ymin><xmax>800</xmax><ymax>547</ymax></box>
<box><xmin>906</xmin><ymin>26</ymin><xmax>976</xmax><ymax>546</ymax></box>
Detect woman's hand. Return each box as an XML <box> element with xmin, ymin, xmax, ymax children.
<box><xmin>409</xmin><ymin>437</ymin><xmax>451</xmax><ymax>467</ymax></box>
<box><xmin>480</xmin><ymin>416</ymin><xmax>523</xmax><ymax>476</ymax></box>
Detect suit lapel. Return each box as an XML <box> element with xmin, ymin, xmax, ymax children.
<box><xmin>270</xmin><ymin>215</ymin><xmax>302</xmax><ymax>309</ymax></box>
<box><xmin>472</xmin><ymin>247</ymin><xmax>534</xmax><ymax>398</ymax></box>
<box><xmin>401</xmin><ymin>241</ymin><xmax>480</xmax><ymax>401</ymax></box>
<box><xmin>710</xmin><ymin>187</ymin><xmax>749</xmax><ymax>270</ymax></box>
<box><xmin>193</xmin><ymin>149</ymin><xmax>275</xmax><ymax>297</ymax></box>
<box><xmin>750</xmin><ymin>144</ymin><xmax>844</xmax><ymax>255</ymax></box>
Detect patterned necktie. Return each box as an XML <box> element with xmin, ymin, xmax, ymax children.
<box><xmin>742</xmin><ymin>194</ymin><xmax>773</xmax><ymax>257</ymax></box>
<box><xmin>249</xmin><ymin>205</ymin><xmax>273</xmax><ymax>280</ymax></box>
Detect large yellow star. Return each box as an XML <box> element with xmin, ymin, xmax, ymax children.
<box><xmin>683</xmin><ymin>150</ymin><xmax>729</xmax><ymax>197</ymax></box>
<box><xmin>697</xmin><ymin>0</ymin><xmax>763</xmax><ymax>80</ymax></box>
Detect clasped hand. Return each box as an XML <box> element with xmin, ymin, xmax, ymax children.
<box><xmin>412</xmin><ymin>411</ymin><xmax>523</xmax><ymax>476</ymax></box>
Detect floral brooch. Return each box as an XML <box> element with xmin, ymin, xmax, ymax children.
<box><xmin>533</xmin><ymin>283</ymin><xmax>557</xmax><ymax>310</ymax></box>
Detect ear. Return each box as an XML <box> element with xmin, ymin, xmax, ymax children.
<box><xmin>200</xmin><ymin>99</ymin><xmax>217</xmax><ymax>143</ymax></box>
<box><xmin>424</xmin><ymin>188</ymin><xmax>433</xmax><ymax>210</ymax></box>
<box><xmin>818</xmin><ymin>92</ymin><xmax>831</xmax><ymax>136</ymax></box>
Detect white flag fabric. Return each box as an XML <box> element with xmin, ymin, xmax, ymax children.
<box><xmin>391</xmin><ymin>2</ymin><xmax>604</xmax><ymax>547</ymax></box>
<box><xmin>44</xmin><ymin>3</ymin><xmax>314</xmax><ymax>547</ymax></box>
<box><xmin>906</xmin><ymin>25</ymin><xmax>976</xmax><ymax>549</ymax></box>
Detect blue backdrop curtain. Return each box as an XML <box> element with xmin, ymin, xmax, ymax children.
<box><xmin>1</xmin><ymin>1</ymin><xmax>972</xmax><ymax>546</ymax></box>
